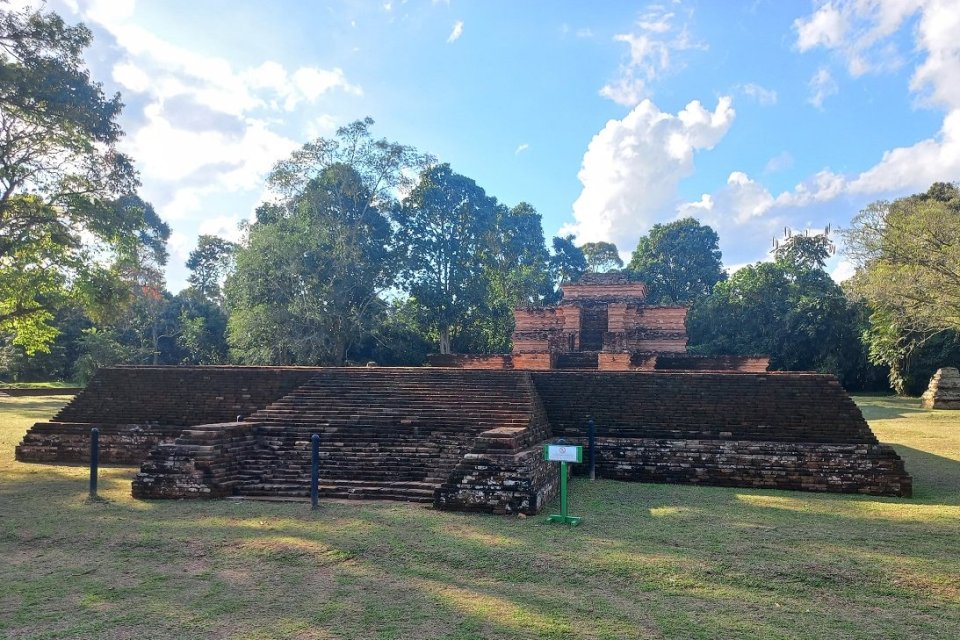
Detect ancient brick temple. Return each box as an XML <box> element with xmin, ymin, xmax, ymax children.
<box><xmin>428</xmin><ymin>272</ymin><xmax>769</xmax><ymax>372</ymax></box>
<box><xmin>17</xmin><ymin>364</ymin><xmax>912</xmax><ymax>512</ymax></box>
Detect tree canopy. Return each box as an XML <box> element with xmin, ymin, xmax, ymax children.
<box><xmin>842</xmin><ymin>183</ymin><xmax>960</xmax><ymax>393</ymax></box>
<box><xmin>842</xmin><ymin>183</ymin><xmax>960</xmax><ymax>334</ymax></box>
<box><xmin>581</xmin><ymin>241</ymin><xmax>623</xmax><ymax>273</ymax></box>
<box><xmin>688</xmin><ymin>230</ymin><xmax>881</xmax><ymax>389</ymax></box>
<box><xmin>628</xmin><ymin>218</ymin><xmax>725</xmax><ymax>303</ymax></box>
<box><xmin>0</xmin><ymin>4</ymin><xmax>167</xmax><ymax>354</ymax></box>
<box><xmin>394</xmin><ymin>164</ymin><xmax>500</xmax><ymax>355</ymax></box>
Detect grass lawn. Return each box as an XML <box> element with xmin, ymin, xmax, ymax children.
<box><xmin>1</xmin><ymin>395</ymin><xmax>958</xmax><ymax>639</ymax></box>
<box><xmin>0</xmin><ymin>382</ymin><xmax>79</xmax><ymax>389</ymax></box>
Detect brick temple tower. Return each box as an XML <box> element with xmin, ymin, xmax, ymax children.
<box><xmin>431</xmin><ymin>272</ymin><xmax>768</xmax><ymax>372</ymax></box>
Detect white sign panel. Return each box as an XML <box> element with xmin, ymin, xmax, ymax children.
<box><xmin>545</xmin><ymin>444</ymin><xmax>582</xmax><ymax>463</ymax></box>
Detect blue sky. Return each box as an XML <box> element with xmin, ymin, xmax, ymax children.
<box><xmin>39</xmin><ymin>0</ymin><xmax>960</xmax><ymax>289</ymax></box>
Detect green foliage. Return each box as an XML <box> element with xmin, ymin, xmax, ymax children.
<box><xmin>395</xmin><ymin>164</ymin><xmax>498</xmax><ymax>355</ymax></box>
<box><xmin>774</xmin><ymin>231</ymin><xmax>834</xmax><ymax>270</ymax></box>
<box><xmin>688</xmin><ymin>235</ymin><xmax>882</xmax><ymax>389</ymax></box>
<box><xmin>72</xmin><ymin>328</ymin><xmax>134</xmax><ymax>384</ymax></box>
<box><xmin>0</xmin><ymin>304</ymin><xmax>89</xmax><ymax>381</ymax></box>
<box><xmin>580</xmin><ymin>241</ymin><xmax>623</xmax><ymax>273</ymax></box>
<box><xmin>176</xmin><ymin>292</ymin><xmax>229</xmax><ymax>365</ymax></box>
<box><xmin>185</xmin><ymin>235</ymin><xmax>236</xmax><ymax>304</ymax></box>
<box><xmin>0</xmin><ymin>5</ymin><xmax>166</xmax><ymax>353</ymax></box>
<box><xmin>227</xmin><ymin>119</ymin><xmax>422</xmax><ymax>365</ymax></box>
<box><xmin>860</xmin><ymin>307</ymin><xmax>960</xmax><ymax>395</ymax></box>
<box><xmin>351</xmin><ymin>300</ymin><xmax>433</xmax><ymax>366</ymax></box>
<box><xmin>843</xmin><ymin>183</ymin><xmax>960</xmax><ymax>393</ymax></box>
<box><xmin>628</xmin><ymin>218</ymin><xmax>725</xmax><ymax>303</ymax></box>
<box><xmin>547</xmin><ymin>235</ymin><xmax>587</xmax><ymax>294</ymax></box>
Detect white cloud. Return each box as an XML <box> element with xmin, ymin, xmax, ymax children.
<box><xmin>198</xmin><ymin>215</ymin><xmax>247</xmax><ymax>244</ymax></box>
<box><xmin>740</xmin><ymin>82</ymin><xmax>778</xmax><ymax>106</ymax></box>
<box><xmin>562</xmin><ymin>96</ymin><xmax>735</xmax><ymax>250</ymax></box>
<box><xmin>795</xmin><ymin>2</ymin><xmax>848</xmax><ymax>51</ymax></box>
<box><xmin>786</xmin><ymin>0</ymin><xmax>960</xmax><ymax>201</ymax></box>
<box><xmin>305</xmin><ymin>114</ymin><xmax>338</xmax><ymax>139</ymax></box>
<box><xmin>599</xmin><ymin>6</ymin><xmax>706</xmax><ymax>106</ymax></box>
<box><xmin>831</xmin><ymin>258</ymin><xmax>856</xmax><ymax>282</ymax></box>
<box><xmin>807</xmin><ymin>67</ymin><xmax>838</xmax><ymax>108</ymax></box>
<box><xmin>515</xmin><ymin>143</ymin><xmax>529</xmax><ymax>155</ymax></box>
<box><xmin>762</xmin><ymin>151</ymin><xmax>794</xmax><ymax>174</ymax></box>
<box><xmin>794</xmin><ymin>0</ymin><xmax>919</xmax><ymax>77</ymax></box>
<box><xmin>64</xmin><ymin>0</ymin><xmax>364</xmax><ymax>290</ymax></box>
<box><xmin>447</xmin><ymin>20</ymin><xmax>464</xmax><ymax>43</ymax></box>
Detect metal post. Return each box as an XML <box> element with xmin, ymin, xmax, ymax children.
<box><xmin>559</xmin><ymin>461</ymin><xmax>568</xmax><ymax>519</ymax></box>
<box><xmin>89</xmin><ymin>427</ymin><xmax>99</xmax><ymax>498</ymax></box>
<box><xmin>310</xmin><ymin>433</ymin><xmax>320</xmax><ymax>510</ymax></box>
<box><xmin>546</xmin><ymin>443</ymin><xmax>583</xmax><ymax>526</ymax></box>
<box><xmin>588</xmin><ymin>418</ymin><xmax>596</xmax><ymax>481</ymax></box>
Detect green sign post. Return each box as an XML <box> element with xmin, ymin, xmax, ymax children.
<box><xmin>544</xmin><ymin>444</ymin><xmax>583</xmax><ymax>526</ymax></box>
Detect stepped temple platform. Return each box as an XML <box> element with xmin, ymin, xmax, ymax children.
<box><xmin>17</xmin><ymin>366</ymin><xmax>912</xmax><ymax>513</ymax></box>
<box><xmin>427</xmin><ymin>272</ymin><xmax>770</xmax><ymax>372</ymax></box>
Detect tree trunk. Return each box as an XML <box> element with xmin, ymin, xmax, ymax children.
<box><xmin>151</xmin><ymin>322</ymin><xmax>159</xmax><ymax>365</ymax></box>
<box><xmin>439</xmin><ymin>325</ymin><xmax>451</xmax><ymax>355</ymax></box>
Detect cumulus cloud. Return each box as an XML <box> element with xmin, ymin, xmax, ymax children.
<box><xmin>59</xmin><ymin>0</ymin><xmax>365</xmax><ymax>289</ymax></box>
<box><xmin>795</xmin><ymin>2</ymin><xmax>848</xmax><ymax>52</ymax></box>
<box><xmin>794</xmin><ymin>0</ymin><xmax>918</xmax><ymax>77</ymax></box>
<box><xmin>789</xmin><ymin>0</ymin><xmax>960</xmax><ymax>199</ymax></box>
<box><xmin>561</xmin><ymin>97</ymin><xmax>735</xmax><ymax>250</ymax></box>
<box><xmin>599</xmin><ymin>5</ymin><xmax>706</xmax><ymax>106</ymax></box>
<box><xmin>447</xmin><ymin>20</ymin><xmax>464</xmax><ymax>43</ymax></box>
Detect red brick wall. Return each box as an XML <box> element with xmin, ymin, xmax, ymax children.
<box><xmin>560</xmin><ymin>282</ymin><xmax>648</xmax><ymax>301</ymax></box>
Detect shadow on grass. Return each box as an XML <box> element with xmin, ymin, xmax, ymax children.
<box><xmin>894</xmin><ymin>444</ymin><xmax>960</xmax><ymax>501</ymax></box>
<box><xmin>0</xmin><ymin>395</ymin><xmax>71</xmax><ymax>415</ymax></box>
<box><xmin>3</xmin><ymin>457</ymin><xmax>960</xmax><ymax>639</ymax></box>
<box><xmin>854</xmin><ymin>394</ymin><xmax>928</xmax><ymax>420</ymax></box>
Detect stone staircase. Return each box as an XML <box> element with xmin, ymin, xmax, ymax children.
<box><xmin>233</xmin><ymin>369</ymin><xmax>539</xmax><ymax>502</ymax></box>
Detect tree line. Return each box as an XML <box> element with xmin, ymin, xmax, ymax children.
<box><xmin>2</xmin><ymin>4</ymin><xmax>957</xmax><ymax>394</ymax></box>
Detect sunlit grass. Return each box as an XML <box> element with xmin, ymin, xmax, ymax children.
<box><xmin>1</xmin><ymin>394</ymin><xmax>958</xmax><ymax>639</ymax></box>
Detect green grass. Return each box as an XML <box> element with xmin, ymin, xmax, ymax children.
<box><xmin>0</xmin><ymin>381</ymin><xmax>79</xmax><ymax>389</ymax></box>
<box><xmin>1</xmin><ymin>394</ymin><xmax>958</xmax><ymax>639</ymax></box>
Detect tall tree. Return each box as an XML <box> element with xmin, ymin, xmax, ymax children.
<box><xmin>461</xmin><ymin>202</ymin><xmax>552</xmax><ymax>353</ymax></box>
<box><xmin>688</xmin><ymin>231</ymin><xmax>876</xmax><ymax>388</ymax></box>
<box><xmin>226</xmin><ymin>119</ymin><xmax>424</xmax><ymax>365</ymax></box>
<box><xmin>186</xmin><ymin>235</ymin><xmax>237</xmax><ymax>304</ymax></box>
<box><xmin>581</xmin><ymin>241</ymin><xmax>623</xmax><ymax>273</ymax></box>
<box><xmin>842</xmin><ymin>183</ymin><xmax>960</xmax><ymax>334</ymax></box>
<box><xmin>394</xmin><ymin>164</ymin><xmax>498</xmax><ymax>354</ymax></box>
<box><xmin>227</xmin><ymin>163</ymin><xmax>399</xmax><ymax>365</ymax></box>
<box><xmin>548</xmin><ymin>234</ymin><xmax>587</xmax><ymax>288</ymax></box>
<box><xmin>0</xmin><ymin>5</ymin><xmax>165</xmax><ymax>353</ymax></box>
<box><xmin>842</xmin><ymin>182</ymin><xmax>960</xmax><ymax>392</ymax></box>
<box><xmin>628</xmin><ymin>218</ymin><xmax>725</xmax><ymax>303</ymax></box>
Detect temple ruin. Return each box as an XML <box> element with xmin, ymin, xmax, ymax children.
<box><xmin>429</xmin><ymin>272</ymin><xmax>769</xmax><ymax>372</ymax></box>
<box><xmin>14</xmin><ymin>274</ymin><xmax>912</xmax><ymax>510</ymax></box>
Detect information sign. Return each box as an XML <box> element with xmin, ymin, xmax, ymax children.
<box><xmin>544</xmin><ymin>444</ymin><xmax>583</xmax><ymax>463</ymax></box>
<box><xmin>543</xmin><ymin>442</ymin><xmax>583</xmax><ymax>526</ymax></box>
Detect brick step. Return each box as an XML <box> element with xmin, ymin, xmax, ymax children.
<box><xmin>253</xmin><ymin>407</ymin><xmax>531</xmax><ymax>417</ymax></box>
<box><xmin>236</xmin><ymin>482</ymin><xmax>436</xmax><ymax>503</ymax></box>
<box><xmin>252</xmin><ymin>416</ymin><xmax>531</xmax><ymax>426</ymax></box>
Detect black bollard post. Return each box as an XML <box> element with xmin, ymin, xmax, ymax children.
<box><xmin>89</xmin><ymin>427</ymin><xmax>100</xmax><ymax>498</ymax></box>
<box><xmin>588</xmin><ymin>418</ymin><xmax>596</xmax><ymax>481</ymax></box>
<box><xmin>311</xmin><ymin>433</ymin><xmax>320</xmax><ymax>510</ymax></box>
